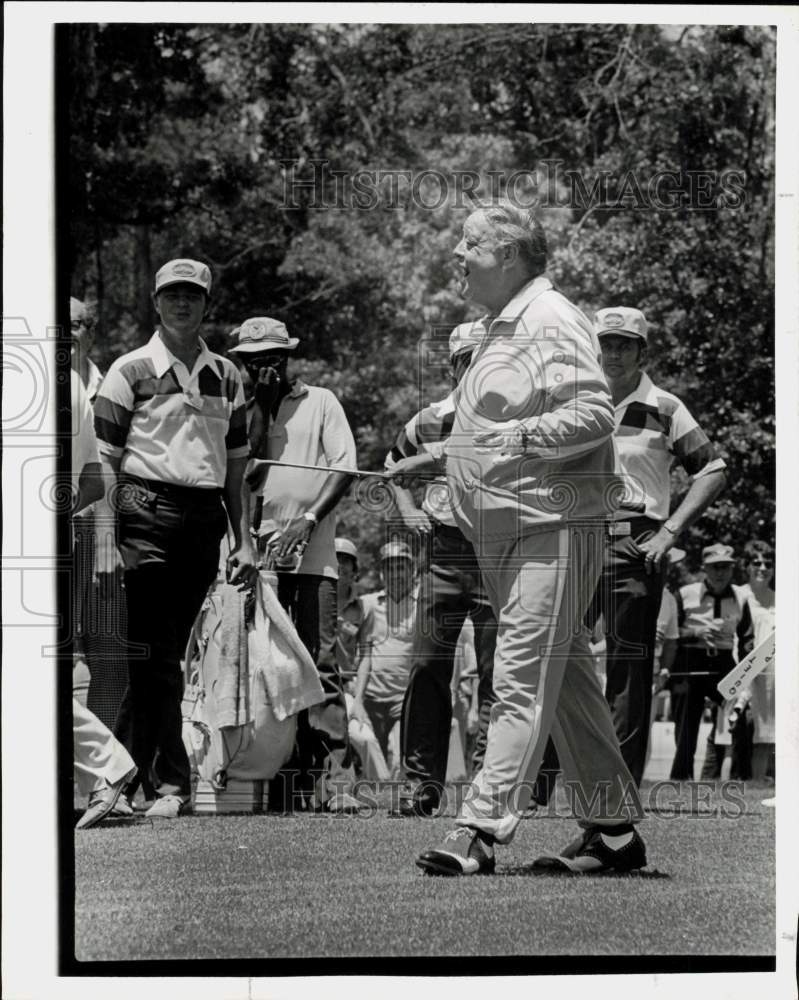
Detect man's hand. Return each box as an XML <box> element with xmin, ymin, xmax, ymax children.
<box><xmin>227</xmin><ymin>538</ymin><xmax>258</xmax><ymax>589</ymax></box>
<box><xmin>636</xmin><ymin>527</ymin><xmax>676</xmax><ymax>575</ymax></box>
<box><xmin>473</xmin><ymin>420</ymin><xmax>526</xmax><ymax>462</ymax></box>
<box><xmin>397</xmin><ymin>505</ymin><xmax>433</xmax><ymax>537</ymax></box>
<box><xmin>270</xmin><ymin>516</ymin><xmax>314</xmax><ymax>563</ymax></box>
<box><xmin>253</xmin><ymin>366</ymin><xmax>281</xmax><ymax>410</ymax></box>
<box><xmin>384</xmin><ymin>453</ymin><xmax>439</xmax><ymax>489</ymax></box>
<box><xmin>694</xmin><ymin>619</ymin><xmax>725</xmax><ymax>649</ymax></box>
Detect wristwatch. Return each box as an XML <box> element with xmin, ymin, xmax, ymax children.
<box><xmin>303</xmin><ymin>511</ymin><xmax>318</xmax><ymax>529</ymax></box>
<box><xmin>663</xmin><ymin>519</ymin><xmax>679</xmax><ymax>535</ymax></box>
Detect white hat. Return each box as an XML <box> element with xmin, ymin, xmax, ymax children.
<box><xmin>595</xmin><ymin>307</ymin><xmax>648</xmax><ymax>342</ymax></box>
<box><xmin>335</xmin><ymin>537</ymin><xmax>359</xmax><ymax>564</ymax></box>
<box><xmin>229</xmin><ymin>317</ymin><xmax>299</xmax><ymax>354</ymax></box>
<box><xmin>154</xmin><ymin>258</ymin><xmax>212</xmax><ymax>296</ymax></box>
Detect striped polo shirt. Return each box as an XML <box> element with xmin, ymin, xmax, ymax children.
<box><xmin>613</xmin><ymin>372</ymin><xmax>725</xmax><ymax>520</ymax></box>
<box><xmin>385</xmin><ymin>393</ymin><xmax>457</xmax><ymax>527</ymax></box>
<box><xmin>94</xmin><ymin>331</ymin><xmax>249</xmax><ymax>488</ymax></box>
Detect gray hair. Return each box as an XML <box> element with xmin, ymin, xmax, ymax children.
<box><xmin>476</xmin><ymin>200</ymin><xmax>547</xmax><ymax>277</ymax></box>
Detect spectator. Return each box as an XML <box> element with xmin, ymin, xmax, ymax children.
<box><xmin>669</xmin><ymin>544</ymin><xmax>753</xmax><ymax>781</ymax></box>
<box><xmin>232</xmin><ymin>317</ymin><xmax>359</xmax><ymax>812</ymax></box>
<box><xmin>70</xmin><ymin>296</ymin><xmax>130</xmax><ymax>737</ymax></box>
<box><xmin>739</xmin><ymin>541</ymin><xmax>776</xmax><ymax>783</ymax></box>
<box><xmin>591</xmin><ymin>306</ymin><xmax>727</xmax><ymax>788</ymax></box>
<box><xmin>350</xmin><ymin>541</ymin><xmax>419</xmax><ymax>776</ymax></box>
<box><xmin>71</xmin><ymin>369</ymin><xmax>137</xmax><ymax>830</ymax></box>
<box><xmin>384</xmin><ymin>322</ymin><xmax>498</xmax><ymax>816</ymax></box>
<box><xmin>652</xmin><ymin>547</ymin><xmax>687</xmax><ymax>722</ymax></box>
<box><xmin>94</xmin><ymin>258</ymin><xmax>256</xmax><ymax>819</ymax></box>
<box><xmin>335</xmin><ymin>537</ymin><xmax>366</xmax><ymax>693</ymax></box>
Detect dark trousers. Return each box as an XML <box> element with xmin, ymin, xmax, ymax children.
<box><xmin>669</xmin><ymin>649</ymin><xmax>731</xmax><ymax>781</ymax></box>
<box><xmin>590</xmin><ymin>521</ymin><xmax>666</xmax><ymax>787</ymax></box>
<box><xmin>267</xmin><ymin>573</ymin><xmax>351</xmax><ymax>810</ymax></box>
<box><xmin>113</xmin><ymin>479</ymin><xmax>227</xmax><ymax>798</ymax></box>
<box><xmin>400</xmin><ymin>523</ymin><xmax>498</xmax><ymax>791</ymax></box>
<box><xmin>363</xmin><ymin>695</ymin><xmax>403</xmax><ymax>765</ymax></box>
<box><xmin>700</xmin><ymin>704</ymin><xmax>753</xmax><ymax>781</ymax></box>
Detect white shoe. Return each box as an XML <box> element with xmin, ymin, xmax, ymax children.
<box><xmin>145</xmin><ymin>794</ymin><xmax>189</xmax><ymax>819</ymax></box>
<box><xmin>761</xmin><ymin>797</ymin><xmax>775</xmax><ymax>808</ymax></box>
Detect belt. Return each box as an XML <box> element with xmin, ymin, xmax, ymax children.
<box><xmin>120</xmin><ymin>476</ymin><xmax>223</xmax><ymax>504</ymax></box>
<box><xmin>607</xmin><ymin>515</ymin><xmax>662</xmax><ymax>538</ymax></box>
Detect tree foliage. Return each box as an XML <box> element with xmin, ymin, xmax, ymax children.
<box><xmin>67</xmin><ymin>22</ymin><xmax>775</xmax><ymax>583</ymax></box>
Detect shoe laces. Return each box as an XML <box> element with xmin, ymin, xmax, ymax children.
<box><xmin>444</xmin><ymin>828</ymin><xmax>474</xmax><ymax>844</ymax></box>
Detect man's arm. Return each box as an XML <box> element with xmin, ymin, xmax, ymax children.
<box><xmin>74</xmin><ymin>461</ymin><xmax>105</xmax><ymax>515</ymax></box>
<box><xmin>271</xmin><ymin>390</ymin><xmax>357</xmax><ymax>562</ymax></box>
<box><xmin>636</xmin><ymin>469</ymin><xmax>727</xmax><ymax>571</ymax></box>
<box><xmin>270</xmin><ymin>470</ymin><xmax>355</xmax><ymax>563</ymax></box>
<box><xmin>224</xmin><ymin>455</ymin><xmax>258</xmax><ymax>587</ymax></box>
<box><xmin>350</xmin><ymin>643</ymin><xmax>374</xmax><ymax>726</ymax></box>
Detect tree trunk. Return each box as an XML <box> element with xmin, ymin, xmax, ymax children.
<box><xmin>133</xmin><ymin>224</ymin><xmax>153</xmax><ymax>340</ymax></box>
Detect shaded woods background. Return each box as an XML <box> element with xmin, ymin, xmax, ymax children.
<box><xmin>66</xmin><ymin>22</ymin><xmax>775</xmax><ymax>587</ymax></box>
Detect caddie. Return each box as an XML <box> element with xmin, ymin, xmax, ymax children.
<box><xmin>591</xmin><ymin>306</ymin><xmax>727</xmax><ymax>786</ymax></box>
<box><xmin>94</xmin><ymin>258</ymin><xmax>256</xmax><ymax>819</ymax></box>
<box><xmin>230</xmin><ymin>317</ymin><xmax>360</xmax><ymax>812</ymax></box>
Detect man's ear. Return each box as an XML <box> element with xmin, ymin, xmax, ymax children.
<box><xmin>500</xmin><ymin>242</ymin><xmax>519</xmax><ymax>270</ymax></box>
<box><xmin>637</xmin><ymin>343</ymin><xmax>648</xmax><ymax>366</ymax></box>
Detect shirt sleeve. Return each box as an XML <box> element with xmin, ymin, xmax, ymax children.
<box><xmin>385</xmin><ymin>398</ymin><xmax>456</xmax><ymax>470</ymax></box>
<box><xmin>225</xmin><ymin>367</ymin><xmax>250</xmax><ymax>459</ymax></box>
<box><xmin>657</xmin><ymin>590</ymin><xmax>680</xmax><ymax>642</ymax></box>
<box><xmin>320</xmin><ymin>390</ymin><xmax>357</xmax><ymax>469</ymax></box>
<box><xmin>71</xmin><ymin>371</ymin><xmax>99</xmax><ymax>475</ymax></box>
<box><xmin>93</xmin><ymin>361</ymin><xmax>134</xmax><ymax>461</ymax></box>
<box><xmin>668</xmin><ymin>398</ymin><xmax>726</xmax><ymax>478</ymax></box>
<box><xmin>514</xmin><ymin>314</ymin><xmax>616</xmax><ymax>461</ymax></box>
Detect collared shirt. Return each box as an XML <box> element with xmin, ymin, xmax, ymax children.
<box><xmin>385</xmin><ymin>392</ymin><xmax>457</xmax><ymax>527</ymax></box>
<box><xmin>677</xmin><ymin>580</ymin><xmax>753</xmax><ymax>655</ymax></box>
<box><xmin>613</xmin><ymin>372</ymin><xmax>725</xmax><ymax>521</ymax></box>
<box><xmin>94</xmin><ymin>331</ymin><xmax>248</xmax><ymax>488</ymax></box>
<box><xmin>337</xmin><ymin>586</ymin><xmax>368</xmax><ymax>682</ymax></box>
<box><xmin>359</xmin><ymin>585</ymin><xmax>419</xmax><ymax>704</ymax></box>
<box><xmin>445</xmin><ymin>275</ymin><xmax>619</xmax><ymax>541</ymax></box>
<box><xmin>249</xmin><ymin>379</ymin><xmax>357</xmax><ymax>579</ymax></box>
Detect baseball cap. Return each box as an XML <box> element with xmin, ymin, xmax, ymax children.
<box><xmin>154</xmin><ymin>258</ymin><xmax>212</xmax><ymax>296</ymax></box>
<box><xmin>595</xmin><ymin>307</ymin><xmax>648</xmax><ymax>342</ymax></box>
<box><xmin>335</xmin><ymin>537</ymin><xmax>359</xmax><ymax>565</ymax></box>
<box><xmin>229</xmin><ymin>317</ymin><xmax>299</xmax><ymax>354</ymax></box>
<box><xmin>702</xmin><ymin>543</ymin><xmax>735</xmax><ymax>565</ymax></box>
<box><xmin>380</xmin><ymin>540</ymin><xmax>414</xmax><ymax>562</ymax></box>
<box><xmin>448</xmin><ymin>322</ymin><xmax>484</xmax><ymax>360</ymax></box>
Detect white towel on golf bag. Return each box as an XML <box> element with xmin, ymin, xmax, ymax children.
<box><xmin>250</xmin><ymin>570</ymin><xmax>325</xmax><ymax>720</ymax></box>
<box><xmin>182</xmin><ymin>571</ymin><xmax>322</xmax><ymax>784</ymax></box>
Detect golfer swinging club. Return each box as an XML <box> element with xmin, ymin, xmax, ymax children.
<box><xmin>416</xmin><ymin>201</ymin><xmax>647</xmax><ymax>876</ymax></box>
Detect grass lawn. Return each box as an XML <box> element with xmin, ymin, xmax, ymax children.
<box><xmin>73</xmin><ymin>782</ymin><xmax>775</xmax><ymax>963</ymax></box>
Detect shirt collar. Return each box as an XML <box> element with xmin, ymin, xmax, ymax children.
<box><xmin>488</xmin><ymin>275</ymin><xmax>553</xmax><ymax>328</ymax></box>
<box><xmin>614</xmin><ymin>371</ymin><xmax>654</xmax><ymax>410</ymax></box>
<box><xmin>288</xmin><ymin>377</ymin><xmax>309</xmax><ymax>399</ymax></box>
<box><xmin>148</xmin><ymin>330</ymin><xmax>218</xmax><ymax>379</ymax></box>
<box><xmin>700</xmin><ymin>580</ymin><xmax>736</xmax><ymax>602</ymax></box>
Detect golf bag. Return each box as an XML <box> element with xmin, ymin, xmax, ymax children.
<box><xmin>181</xmin><ymin>570</ymin><xmax>320</xmax><ymax>788</ymax></box>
